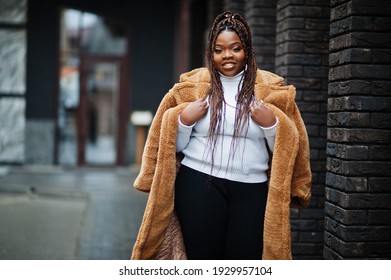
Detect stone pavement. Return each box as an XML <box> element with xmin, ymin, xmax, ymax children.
<box><xmin>0</xmin><ymin>165</ymin><xmax>147</xmax><ymax>260</ymax></box>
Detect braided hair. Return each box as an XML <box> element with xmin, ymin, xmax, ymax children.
<box><xmin>204</xmin><ymin>11</ymin><xmax>257</xmax><ymax>171</ymax></box>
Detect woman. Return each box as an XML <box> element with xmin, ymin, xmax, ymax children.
<box><xmin>131</xmin><ymin>11</ymin><xmax>311</xmax><ymax>260</ymax></box>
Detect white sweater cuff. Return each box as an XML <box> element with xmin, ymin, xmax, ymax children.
<box><xmin>260</xmin><ymin>117</ymin><xmax>278</xmax><ymax>137</ymax></box>
<box><xmin>178</xmin><ymin>115</ymin><xmax>196</xmax><ymax>133</ymax></box>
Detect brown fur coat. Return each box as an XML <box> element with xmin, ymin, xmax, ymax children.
<box><xmin>131</xmin><ymin>68</ymin><xmax>311</xmax><ymax>260</ymax></box>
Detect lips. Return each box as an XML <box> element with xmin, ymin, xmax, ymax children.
<box><xmin>222</xmin><ymin>62</ymin><xmax>236</xmax><ymax>69</ymax></box>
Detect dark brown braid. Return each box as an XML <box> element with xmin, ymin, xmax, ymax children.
<box><xmin>204</xmin><ymin>11</ymin><xmax>257</xmax><ymax>171</ymax></box>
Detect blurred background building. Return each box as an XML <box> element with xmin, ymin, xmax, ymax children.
<box><xmin>0</xmin><ymin>0</ymin><xmax>390</xmax><ymax>259</ymax></box>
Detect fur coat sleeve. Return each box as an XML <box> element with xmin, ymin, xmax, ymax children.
<box><xmin>131</xmin><ymin>68</ymin><xmax>311</xmax><ymax>260</ymax></box>
<box><xmin>131</xmin><ymin>68</ymin><xmax>209</xmax><ymax>260</ymax></box>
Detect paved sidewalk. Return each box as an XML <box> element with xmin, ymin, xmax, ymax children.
<box><xmin>0</xmin><ymin>165</ymin><xmax>147</xmax><ymax>260</ymax></box>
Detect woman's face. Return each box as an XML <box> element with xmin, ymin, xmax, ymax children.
<box><xmin>213</xmin><ymin>30</ymin><xmax>246</xmax><ymax>77</ymax></box>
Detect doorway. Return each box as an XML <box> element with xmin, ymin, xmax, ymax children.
<box><xmin>79</xmin><ymin>56</ymin><xmax>127</xmax><ymax>165</ymax></box>
<box><xmin>57</xmin><ymin>8</ymin><xmax>129</xmax><ymax>166</ymax></box>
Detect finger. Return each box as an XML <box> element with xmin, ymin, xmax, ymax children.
<box><xmin>197</xmin><ymin>97</ymin><xmax>209</xmax><ymax>105</ymax></box>
<box><xmin>259</xmin><ymin>100</ymin><xmax>270</xmax><ymax>110</ymax></box>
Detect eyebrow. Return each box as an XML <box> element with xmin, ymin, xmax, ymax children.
<box><xmin>214</xmin><ymin>42</ymin><xmax>242</xmax><ymax>47</ymax></box>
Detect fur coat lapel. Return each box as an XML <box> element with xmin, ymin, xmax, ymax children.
<box><xmin>131</xmin><ymin>68</ymin><xmax>311</xmax><ymax>260</ymax></box>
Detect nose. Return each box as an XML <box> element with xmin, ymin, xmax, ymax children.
<box><xmin>223</xmin><ymin>49</ymin><xmax>232</xmax><ymax>58</ymax></box>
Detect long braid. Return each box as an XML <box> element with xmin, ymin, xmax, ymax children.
<box><xmin>205</xmin><ymin>11</ymin><xmax>258</xmax><ymax>171</ymax></box>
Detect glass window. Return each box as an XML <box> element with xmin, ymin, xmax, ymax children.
<box><xmin>58</xmin><ymin>8</ymin><xmax>127</xmax><ymax>165</ymax></box>
<box><xmin>0</xmin><ymin>0</ymin><xmax>27</xmax><ymax>24</ymax></box>
<box><xmin>0</xmin><ymin>30</ymin><xmax>26</xmax><ymax>93</ymax></box>
<box><xmin>60</xmin><ymin>9</ymin><xmax>127</xmax><ymax>55</ymax></box>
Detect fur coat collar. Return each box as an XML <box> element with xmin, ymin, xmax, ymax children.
<box><xmin>131</xmin><ymin>67</ymin><xmax>311</xmax><ymax>260</ymax></box>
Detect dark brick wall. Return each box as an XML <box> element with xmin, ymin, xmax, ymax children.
<box><xmin>223</xmin><ymin>0</ymin><xmax>244</xmax><ymax>15</ymax></box>
<box><xmin>245</xmin><ymin>0</ymin><xmax>276</xmax><ymax>72</ymax></box>
<box><xmin>275</xmin><ymin>0</ymin><xmax>330</xmax><ymax>259</ymax></box>
<box><xmin>325</xmin><ymin>0</ymin><xmax>391</xmax><ymax>259</ymax></box>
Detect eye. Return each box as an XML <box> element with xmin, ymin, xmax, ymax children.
<box><xmin>214</xmin><ymin>49</ymin><xmax>222</xmax><ymax>54</ymax></box>
<box><xmin>233</xmin><ymin>46</ymin><xmax>242</xmax><ymax>52</ymax></box>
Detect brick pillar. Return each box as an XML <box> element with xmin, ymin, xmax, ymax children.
<box><xmin>244</xmin><ymin>0</ymin><xmax>276</xmax><ymax>72</ymax></box>
<box><xmin>223</xmin><ymin>0</ymin><xmax>244</xmax><ymax>14</ymax></box>
<box><xmin>326</xmin><ymin>0</ymin><xmax>391</xmax><ymax>259</ymax></box>
<box><xmin>276</xmin><ymin>0</ymin><xmax>330</xmax><ymax>259</ymax></box>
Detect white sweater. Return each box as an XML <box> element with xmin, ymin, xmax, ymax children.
<box><xmin>176</xmin><ymin>71</ymin><xmax>278</xmax><ymax>183</ymax></box>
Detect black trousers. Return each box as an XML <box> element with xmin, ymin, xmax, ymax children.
<box><xmin>174</xmin><ymin>165</ymin><xmax>268</xmax><ymax>260</ymax></box>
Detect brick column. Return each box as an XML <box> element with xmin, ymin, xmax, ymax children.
<box><xmin>223</xmin><ymin>0</ymin><xmax>244</xmax><ymax>14</ymax></box>
<box><xmin>326</xmin><ymin>0</ymin><xmax>391</xmax><ymax>259</ymax></box>
<box><xmin>244</xmin><ymin>0</ymin><xmax>276</xmax><ymax>72</ymax></box>
<box><xmin>276</xmin><ymin>0</ymin><xmax>330</xmax><ymax>259</ymax></box>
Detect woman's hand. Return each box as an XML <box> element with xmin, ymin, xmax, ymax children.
<box><xmin>179</xmin><ymin>98</ymin><xmax>209</xmax><ymax>126</ymax></box>
<box><xmin>250</xmin><ymin>100</ymin><xmax>277</xmax><ymax>127</ymax></box>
